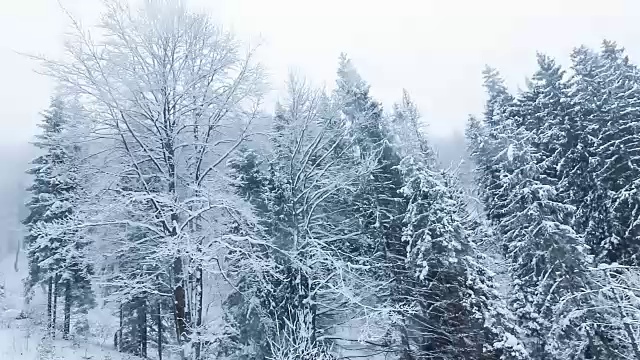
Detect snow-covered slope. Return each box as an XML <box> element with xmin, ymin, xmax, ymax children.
<box><xmin>0</xmin><ymin>253</ymin><xmax>136</xmax><ymax>360</ymax></box>
<box><xmin>0</xmin><ymin>326</ymin><xmax>126</xmax><ymax>360</ymax></box>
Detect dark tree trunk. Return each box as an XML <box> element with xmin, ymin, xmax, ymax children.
<box><xmin>118</xmin><ymin>302</ymin><xmax>123</xmax><ymax>352</ymax></box>
<box><xmin>173</xmin><ymin>256</ymin><xmax>187</xmax><ymax>344</ymax></box>
<box><xmin>138</xmin><ymin>297</ymin><xmax>148</xmax><ymax>358</ymax></box>
<box><xmin>164</xmin><ymin>105</ymin><xmax>187</xmax><ymax>346</ymax></box>
<box><xmin>47</xmin><ymin>277</ymin><xmax>53</xmax><ymax>337</ymax></box>
<box><xmin>194</xmin><ymin>265</ymin><xmax>203</xmax><ymax>359</ymax></box>
<box><xmin>157</xmin><ymin>299</ymin><xmax>163</xmax><ymax>360</ymax></box>
<box><xmin>13</xmin><ymin>244</ymin><xmax>19</xmax><ymax>272</ymax></box>
<box><xmin>63</xmin><ymin>280</ymin><xmax>71</xmax><ymax>339</ymax></box>
<box><xmin>52</xmin><ymin>278</ymin><xmax>58</xmax><ymax>339</ymax></box>
<box><xmin>399</xmin><ymin>317</ymin><xmax>414</xmax><ymax>360</ymax></box>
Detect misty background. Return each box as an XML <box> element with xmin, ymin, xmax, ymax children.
<box><xmin>2</xmin><ymin>0</ymin><xmax>640</xmax><ymax>258</ymax></box>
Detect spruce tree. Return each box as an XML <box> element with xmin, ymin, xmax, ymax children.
<box><xmin>394</xmin><ymin>93</ymin><xmax>527</xmax><ymax>360</ymax></box>
<box><xmin>23</xmin><ymin>97</ymin><xmax>94</xmax><ymax>338</ymax></box>
<box><xmin>560</xmin><ymin>46</ymin><xmax>612</xmax><ymax>264</ymax></box>
<box><xmin>472</xmin><ymin>67</ymin><xmax>518</xmax><ymax>228</ymax></box>
<box><xmin>592</xmin><ymin>41</ymin><xmax>640</xmax><ymax>266</ymax></box>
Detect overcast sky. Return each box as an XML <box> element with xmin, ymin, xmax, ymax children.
<box><xmin>2</xmin><ymin>0</ymin><xmax>640</xmax><ymax>147</ymax></box>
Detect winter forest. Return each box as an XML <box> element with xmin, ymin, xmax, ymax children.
<box><xmin>9</xmin><ymin>0</ymin><xmax>640</xmax><ymax>359</ymax></box>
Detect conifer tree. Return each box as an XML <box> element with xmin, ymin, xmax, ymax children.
<box><xmin>472</xmin><ymin>67</ymin><xmax>518</xmax><ymax>228</ymax></box>
<box><xmin>560</xmin><ymin>46</ymin><xmax>612</xmax><ymax>265</ymax></box>
<box><xmin>592</xmin><ymin>41</ymin><xmax>640</xmax><ymax>266</ymax></box>
<box><xmin>394</xmin><ymin>92</ymin><xmax>527</xmax><ymax>360</ymax></box>
<box><xmin>23</xmin><ymin>97</ymin><xmax>94</xmax><ymax>338</ymax></box>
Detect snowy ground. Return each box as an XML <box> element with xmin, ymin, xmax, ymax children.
<box><xmin>0</xmin><ymin>324</ymin><xmax>126</xmax><ymax>360</ymax></box>
<box><xmin>0</xmin><ymin>253</ymin><xmax>136</xmax><ymax>360</ymax></box>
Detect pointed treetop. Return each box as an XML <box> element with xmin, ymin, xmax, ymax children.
<box><xmin>535</xmin><ymin>53</ymin><xmax>563</xmax><ymax>76</ymax></box>
<box><xmin>528</xmin><ymin>53</ymin><xmax>565</xmax><ymax>95</ymax></box>
<box><xmin>336</xmin><ymin>53</ymin><xmax>369</xmax><ymax>95</ymax></box>
<box><xmin>465</xmin><ymin>115</ymin><xmax>483</xmax><ymax>136</ymax></box>
<box><xmin>482</xmin><ymin>66</ymin><xmax>510</xmax><ymax>98</ymax></box>
<box><xmin>393</xmin><ymin>89</ymin><xmax>420</xmax><ymax>126</ymax></box>
<box><xmin>482</xmin><ymin>66</ymin><xmax>514</xmax><ymax>127</ymax></box>
<box><xmin>570</xmin><ymin>45</ymin><xmax>599</xmax><ymax>74</ymax></box>
<box><xmin>601</xmin><ymin>39</ymin><xmax>624</xmax><ymax>57</ymax></box>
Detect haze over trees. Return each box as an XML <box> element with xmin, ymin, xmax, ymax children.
<box><xmin>14</xmin><ymin>1</ymin><xmax>640</xmax><ymax>359</ymax></box>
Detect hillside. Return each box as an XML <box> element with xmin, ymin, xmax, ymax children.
<box><xmin>0</xmin><ymin>254</ymin><xmax>133</xmax><ymax>360</ymax></box>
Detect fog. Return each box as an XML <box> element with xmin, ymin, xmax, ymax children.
<box><xmin>2</xmin><ymin>0</ymin><xmax>640</xmax><ymax>256</ymax></box>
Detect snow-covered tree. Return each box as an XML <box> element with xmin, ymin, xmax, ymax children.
<box><xmin>23</xmin><ymin>97</ymin><xmax>95</xmax><ymax>339</ymax></box>
<box><xmin>591</xmin><ymin>41</ymin><xmax>640</xmax><ymax>266</ymax></box>
<box><xmin>470</xmin><ymin>45</ymin><xmax>640</xmax><ymax>359</ymax></box>
<box><xmin>223</xmin><ymin>73</ymin><xmax>391</xmax><ymax>359</ymax></box>
<box><xmin>36</xmin><ymin>1</ymin><xmax>266</xmax><ymax>358</ymax></box>
<box><xmin>469</xmin><ymin>67</ymin><xmax>519</xmax><ymax>230</ymax></box>
<box><xmin>391</xmin><ymin>91</ymin><xmax>527</xmax><ymax>360</ymax></box>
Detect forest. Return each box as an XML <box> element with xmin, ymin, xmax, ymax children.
<box><xmin>17</xmin><ymin>1</ymin><xmax>640</xmax><ymax>359</ymax></box>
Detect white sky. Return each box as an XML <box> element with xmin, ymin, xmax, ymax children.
<box><xmin>2</xmin><ymin>0</ymin><xmax>640</xmax><ymax>146</ymax></box>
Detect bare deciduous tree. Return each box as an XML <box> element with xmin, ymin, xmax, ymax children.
<box><xmin>34</xmin><ymin>1</ymin><xmax>266</xmax><ymax>358</ymax></box>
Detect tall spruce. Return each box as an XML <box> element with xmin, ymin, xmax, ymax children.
<box><xmin>592</xmin><ymin>41</ymin><xmax>640</xmax><ymax>266</ymax></box>
<box><xmin>23</xmin><ymin>97</ymin><xmax>94</xmax><ymax>338</ymax></box>
<box><xmin>393</xmin><ymin>92</ymin><xmax>527</xmax><ymax>360</ymax></box>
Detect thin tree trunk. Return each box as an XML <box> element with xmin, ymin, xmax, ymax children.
<box><xmin>173</xmin><ymin>256</ymin><xmax>187</xmax><ymax>344</ymax></box>
<box><xmin>157</xmin><ymin>299</ymin><xmax>163</xmax><ymax>360</ymax></box>
<box><xmin>194</xmin><ymin>265</ymin><xmax>203</xmax><ymax>360</ymax></box>
<box><xmin>47</xmin><ymin>277</ymin><xmax>53</xmax><ymax>338</ymax></box>
<box><xmin>164</xmin><ymin>94</ymin><xmax>188</xmax><ymax>348</ymax></box>
<box><xmin>399</xmin><ymin>316</ymin><xmax>414</xmax><ymax>360</ymax></box>
<box><xmin>118</xmin><ymin>302</ymin><xmax>123</xmax><ymax>352</ymax></box>
<box><xmin>595</xmin><ymin>330</ymin><xmax>615</xmax><ymax>360</ymax></box>
<box><xmin>63</xmin><ymin>280</ymin><xmax>71</xmax><ymax>340</ymax></box>
<box><xmin>52</xmin><ymin>278</ymin><xmax>58</xmax><ymax>339</ymax></box>
<box><xmin>622</xmin><ymin>320</ymin><xmax>640</xmax><ymax>360</ymax></box>
<box><xmin>139</xmin><ymin>297</ymin><xmax>147</xmax><ymax>358</ymax></box>
<box><xmin>13</xmin><ymin>243</ymin><xmax>19</xmax><ymax>272</ymax></box>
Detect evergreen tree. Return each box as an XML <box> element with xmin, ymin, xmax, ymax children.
<box><xmin>495</xmin><ymin>126</ymin><xmax>590</xmax><ymax>358</ymax></box>
<box><xmin>592</xmin><ymin>41</ymin><xmax>640</xmax><ymax>266</ymax></box>
<box><xmin>335</xmin><ymin>54</ymin><xmax>406</xmax><ymax>257</ymax></box>
<box><xmin>519</xmin><ymin>53</ymin><xmax>568</xmax><ymax>162</ymax></box>
<box><xmin>560</xmin><ymin>45</ymin><xmax>613</xmax><ymax>264</ymax></box>
<box><xmin>472</xmin><ymin>50</ymin><xmax>640</xmax><ymax>359</ymax></box>
<box><xmin>23</xmin><ymin>97</ymin><xmax>94</xmax><ymax>338</ymax></box>
<box><xmin>393</xmin><ymin>93</ymin><xmax>527</xmax><ymax>360</ymax></box>
<box><xmin>471</xmin><ymin>67</ymin><xmax>518</xmax><ymax>228</ymax></box>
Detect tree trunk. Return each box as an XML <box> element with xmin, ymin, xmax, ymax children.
<box><xmin>194</xmin><ymin>265</ymin><xmax>203</xmax><ymax>360</ymax></box>
<box><xmin>138</xmin><ymin>297</ymin><xmax>147</xmax><ymax>358</ymax></box>
<box><xmin>63</xmin><ymin>280</ymin><xmax>71</xmax><ymax>340</ymax></box>
<box><xmin>173</xmin><ymin>256</ymin><xmax>187</xmax><ymax>344</ymax></box>
<box><xmin>47</xmin><ymin>277</ymin><xmax>53</xmax><ymax>338</ymax></box>
<box><xmin>623</xmin><ymin>321</ymin><xmax>640</xmax><ymax>360</ymax></box>
<box><xmin>118</xmin><ymin>302</ymin><xmax>123</xmax><ymax>352</ymax></box>
<box><xmin>595</xmin><ymin>330</ymin><xmax>615</xmax><ymax>360</ymax></box>
<box><xmin>52</xmin><ymin>278</ymin><xmax>58</xmax><ymax>339</ymax></box>
<box><xmin>157</xmin><ymin>299</ymin><xmax>163</xmax><ymax>360</ymax></box>
<box><xmin>13</xmin><ymin>243</ymin><xmax>19</xmax><ymax>272</ymax></box>
<box><xmin>399</xmin><ymin>316</ymin><xmax>414</xmax><ymax>360</ymax></box>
